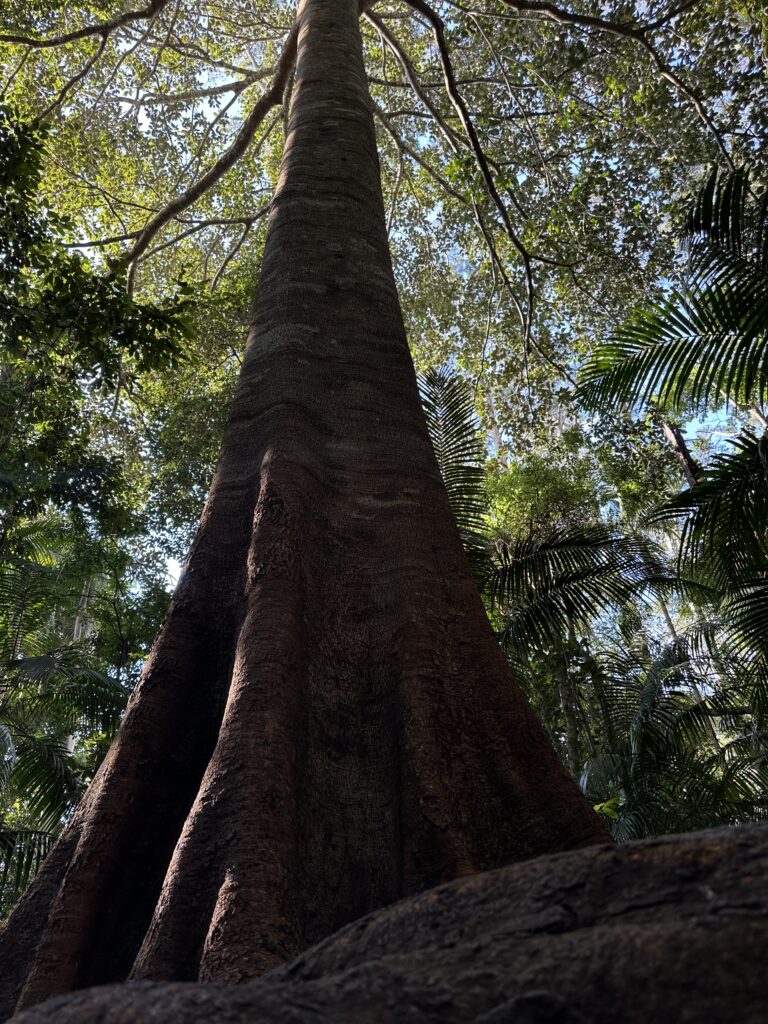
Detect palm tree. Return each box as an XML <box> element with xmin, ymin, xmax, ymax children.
<box><xmin>0</xmin><ymin>518</ymin><xmax>125</xmax><ymax>914</ymax></box>
<box><xmin>573</xmin><ymin>167</ymin><xmax>768</xmax><ymax>832</ymax></box>
<box><xmin>581</xmin><ymin>620</ymin><xmax>768</xmax><ymax>840</ymax></box>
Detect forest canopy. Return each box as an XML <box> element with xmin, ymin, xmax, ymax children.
<box><xmin>1</xmin><ymin>0</ymin><xmax>767</xmax><ymax>912</ymax></box>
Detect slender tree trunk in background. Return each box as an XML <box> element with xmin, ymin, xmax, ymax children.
<box><xmin>658</xmin><ymin>594</ymin><xmax>721</xmax><ymax>752</ymax></box>
<box><xmin>0</xmin><ymin>0</ymin><xmax>607</xmax><ymax>1015</ymax></box>
<box><xmin>559</xmin><ymin>670</ymin><xmax>580</xmax><ymax>777</ymax></box>
<box><xmin>485</xmin><ymin>392</ymin><xmax>507</xmax><ymax>467</ymax></box>
<box><xmin>558</xmin><ymin>625</ymin><xmax>583</xmax><ymax>778</ymax></box>
<box><xmin>662</xmin><ymin>421</ymin><xmax>700</xmax><ymax>488</ymax></box>
<box><xmin>62</xmin><ymin>578</ymin><xmax>93</xmax><ymax>755</ymax></box>
<box><xmin>71</xmin><ymin>579</ymin><xmax>91</xmax><ymax>645</ymax></box>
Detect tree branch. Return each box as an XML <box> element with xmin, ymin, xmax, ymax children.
<box><xmin>39</xmin><ymin>35</ymin><xmax>108</xmax><ymax>120</ymax></box>
<box><xmin>211</xmin><ymin>223</ymin><xmax>253</xmax><ymax>291</ymax></box>
<box><xmin>364</xmin><ymin>11</ymin><xmax>462</xmax><ymax>154</ymax></box>
<box><xmin>65</xmin><ymin>212</ymin><xmax>270</xmax><ymax>251</ymax></box>
<box><xmin>0</xmin><ymin>0</ymin><xmax>171</xmax><ymax>49</ymax></box>
<box><xmin>111</xmin><ymin>73</ymin><xmax>273</xmax><ymax>107</ymax></box>
<box><xmin>126</xmin><ymin>27</ymin><xmax>298</xmax><ymax>277</ymax></box>
<box><xmin>496</xmin><ymin>0</ymin><xmax>733</xmax><ymax>167</ymax></box>
<box><xmin>372</xmin><ymin>99</ymin><xmax>465</xmax><ymax>202</ymax></box>
<box><xmin>402</xmin><ymin>0</ymin><xmax>535</xmax><ymax>343</ymax></box>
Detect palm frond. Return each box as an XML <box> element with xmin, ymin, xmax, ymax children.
<box><xmin>577</xmin><ymin>169</ymin><xmax>768</xmax><ymax>415</ymax></box>
<box><xmin>581</xmin><ymin>615</ymin><xmax>768</xmax><ymax>840</ymax></box>
<box><xmin>8</xmin><ymin>736</ymin><xmax>78</xmax><ymax>829</ymax></box>
<box><xmin>685</xmin><ymin>167</ymin><xmax>768</xmax><ymax>273</ymax></box>
<box><xmin>419</xmin><ymin>366</ymin><xmax>486</xmax><ymax>530</ymax></box>
<box><xmin>0</xmin><ymin>828</ymin><xmax>55</xmax><ymax>907</ymax></box>
<box><xmin>419</xmin><ymin>366</ymin><xmax>490</xmax><ymax>574</ymax></box>
<box><xmin>32</xmin><ymin>668</ymin><xmax>126</xmax><ymax>735</ymax></box>
<box><xmin>652</xmin><ymin>431</ymin><xmax>768</xmax><ymax>584</ymax></box>
<box><xmin>487</xmin><ymin>525</ymin><xmax>671</xmax><ymax>652</ymax></box>
<box><xmin>725</xmin><ymin>579</ymin><xmax>768</xmax><ymax>660</ymax></box>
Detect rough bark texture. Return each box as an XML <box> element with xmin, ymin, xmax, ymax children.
<box><xmin>0</xmin><ymin>0</ymin><xmax>606</xmax><ymax>1014</ymax></box>
<box><xmin>12</xmin><ymin>825</ymin><xmax>768</xmax><ymax>1024</ymax></box>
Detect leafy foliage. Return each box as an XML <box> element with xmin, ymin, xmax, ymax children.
<box><xmin>0</xmin><ymin>104</ymin><xmax>193</xmax><ymax>384</ymax></box>
<box><xmin>0</xmin><ymin>107</ymin><xmax>186</xmax><ymax>915</ymax></box>
<box><xmin>654</xmin><ymin>431</ymin><xmax>768</xmax><ymax>583</ymax></box>
<box><xmin>0</xmin><ymin>520</ymin><xmax>128</xmax><ymax>910</ymax></box>
<box><xmin>570</xmin><ymin>169</ymin><xmax>768</xmax><ymax>836</ymax></box>
<box><xmin>582</xmin><ymin>624</ymin><xmax>768</xmax><ymax>840</ymax></box>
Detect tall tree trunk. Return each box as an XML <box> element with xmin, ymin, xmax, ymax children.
<box><xmin>662</xmin><ymin>421</ymin><xmax>699</xmax><ymax>488</ymax></box>
<box><xmin>0</xmin><ymin>0</ymin><xmax>607</xmax><ymax>1014</ymax></box>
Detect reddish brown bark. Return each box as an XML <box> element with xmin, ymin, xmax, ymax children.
<box><xmin>0</xmin><ymin>0</ymin><xmax>607</xmax><ymax>1015</ymax></box>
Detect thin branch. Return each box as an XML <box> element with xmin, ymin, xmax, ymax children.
<box><xmin>134</xmin><ymin>0</ymin><xmax>181</xmax><ymax>99</ymax></box>
<box><xmin>372</xmin><ymin>99</ymin><xmax>465</xmax><ymax>202</ymax></box>
<box><xmin>386</xmin><ymin>152</ymin><xmax>405</xmax><ymax>236</ymax></box>
<box><xmin>64</xmin><ymin>231</ymin><xmax>140</xmax><ymax>249</ymax></box>
<box><xmin>474</xmin><ymin>201</ymin><xmax>576</xmax><ymax>384</ymax></box>
<box><xmin>80</xmin><ymin>5</ymin><xmax>164</xmax><ymax>128</ymax></box>
<box><xmin>367</xmin><ymin>74</ymin><xmax>510</xmax><ymax>88</ymax></box>
<box><xmin>126</xmin><ymin>26</ymin><xmax>298</xmax><ymax>279</ymax></box>
<box><xmin>39</xmin><ymin>34</ymin><xmax>108</xmax><ymax>120</ymax></box>
<box><xmin>111</xmin><ymin>72</ymin><xmax>272</xmax><ymax>108</ymax></box>
<box><xmin>402</xmin><ymin>0</ymin><xmax>535</xmax><ymax>343</ymax></box>
<box><xmin>211</xmin><ymin>222</ymin><xmax>254</xmax><ymax>291</ymax></box>
<box><xmin>644</xmin><ymin>0</ymin><xmax>702</xmax><ymax>31</ymax></box>
<box><xmin>469</xmin><ymin>13</ymin><xmax>554</xmax><ymax>186</ymax></box>
<box><xmin>472</xmin><ymin>260</ymin><xmax>498</xmax><ymax>399</ymax></box>
<box><xmin>64</xmin><ymin>212</ymin><xmax>269</xmax><ymax>251</ymax></box>
<box><xmin>0</xmin><ymin>47</ymin><xmax>31</xmax><ymax>97</ymax></box>
<box><xmin>473</xmin><ymin>202</ymin><xmax>526</xmax><ymax>332</ymax></box>
<box><xmin>146</xmin><ymin>37</ymin><xmax>255</xmax><ymax>76</ymax></box>
<box><xmin>169</xmin><ymin>85</ymin><xmax>243</xmax><ymax>191</ymax></box>
<box><xmin>135</xmin><ymin>208</ymin><xmax>271</xmax><ymax>263</ymax></box>
<box><xmin>0</xmin><ymin>0</ymin><xmax>171</xmax><ymax>48</ymax></box>
<box><xmin>496</xmin><ymin>0</ymin><xmax>733</xmax><ymax>167</ymax></box>
<box><xmin>364</xmin><ymin>11</ymin><xmax>462</xmax><ymax>154</ymax></box>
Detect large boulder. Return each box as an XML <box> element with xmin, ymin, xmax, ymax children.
<box><xmin>12</xmin><ymin>825</ymin><xmax>768</xmax><ymax>1023</ymax></box>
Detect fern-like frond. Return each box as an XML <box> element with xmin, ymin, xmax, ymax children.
<box><xmin>488</xmin><ymin>525</ymin><xmax>672</xmax><ymax>652</ymax></box>
<box><xmin>0</xmin><ymin>828</ymin><xmax>55</xmax><ymax>908</ymax></box>
<box><xmin>419</xmin><ymin>366</ymin><xmax>486</xmax><ymax>532</ymax></box>
<box><xmin>652</xmin><ymin>431</ymin><xmax>768</xmax><ymax>585</ymax></box>
<box><xmin>418</xmin><ymin>366</ymin><xmax>491</xmax><ymax>575</ymax></box>
<box><xmin>577</xmin><ymin>169</ymin><xmax>768</xmax><ymax>415</ymax></box>
<box><xmin>7</xmin><ymin>736</ymin><xmax>78</xmax><ymax>829</ymax></box>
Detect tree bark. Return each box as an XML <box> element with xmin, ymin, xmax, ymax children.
<box><xmin>0</xmin><ymin>0</ymin><xmax>607</xmax><ymax>1015</ymax></box>
<box><xmin>12</xmin><ymin>825</ymin><xmax>768</xmax><ymax>1024</ymax></box>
